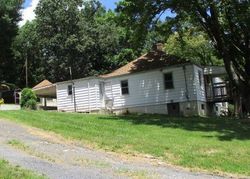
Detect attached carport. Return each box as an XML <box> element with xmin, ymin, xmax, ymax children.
<box><xmin>33</xmin><ymin>80</ymin><xmax>57</xmax><ymax>110</ymax></box>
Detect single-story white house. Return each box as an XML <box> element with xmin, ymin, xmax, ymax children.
<box><xmin>33</xmin><ymin>44</ymin><xmax>231</xmax><ymax>116</ymax></box>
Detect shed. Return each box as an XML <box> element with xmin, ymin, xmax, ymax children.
<box><xmin>33</xmin><ymin>80</ymin><xmax>57</xmax><ymax>109</ymax></box>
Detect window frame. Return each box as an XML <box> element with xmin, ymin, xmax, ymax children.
<box><xmin>164</xmin><ymin>73</ymin><xmax>174</xmax><ymax>90</ymax></box>
<box><xmin>198</xmin><ymin>70</ymin><xmax>203</xmax><ymax>87</ymax></box>
<box><xmin>68</xmin><ymin>85</ymin><xmax>73</xmax><ymax>96</ymax></box>
<box><xmin>121</xmin><ymin>80</ymin><xmax>129</xmax><ymax>95</ymax></box>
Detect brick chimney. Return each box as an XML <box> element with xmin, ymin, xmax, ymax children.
<box><xmin>152</xmin><ymin>43</ymin><xmax>164</xmax><ymax>51</ymax></box>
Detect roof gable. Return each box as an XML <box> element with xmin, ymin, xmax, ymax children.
<box><xmin>33</xmin><ymin>80</ymin><xmax>53</xmax><ymax>90</ymax></box>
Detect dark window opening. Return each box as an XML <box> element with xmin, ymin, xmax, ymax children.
<box><xmin>164</xmin><ymin>73</ymin><xmax>174</xmax><ymax>89</ymax></box>
<box><xmin>201</xmin><ymin>104</ymin><xmax>205</xmax><ymax>110</ymax></box>
<box><xmin>68</xmin><ymin>85</ymin><xmax>73</xmax><ymax>96</ymax></box>
<box><xmin>198</xmin><ymin>70</ymin><xmax>203</xmax><ymax>86</ymax></box>
<box><xmin>121</xmin><ymin>80</ymin><xmax>129</xmax><ymax>95</ymax></box>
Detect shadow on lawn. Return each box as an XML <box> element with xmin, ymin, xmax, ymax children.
<box><xmin>98</xmin><ymin>115</ymin><xmax>250</xmax><ymax>141</ymax></box>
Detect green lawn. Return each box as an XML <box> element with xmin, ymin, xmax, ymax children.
<box><xmin>0</xmin><ymin>160</ymin><xmax>44</xmax><ymax>179</ymax></box>
<box><xmin>0</xmin><ymin>110</ymin><xmax>249</xmax><ymax>176</ymax></box>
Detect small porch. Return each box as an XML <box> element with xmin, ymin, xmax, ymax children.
<box><xmin>204</xmin><ymin>66</ymin><xmax>232</xmax><ymax>103</ymax></box>
<box><xmin>33</xmin><ymin>80</ymin><xmax>57</xmax><ymax>110</ymax></box>
<box><xmin>205</xmin><ymin>81</ymin><xmax>232</xmax><ymax>103</ymax></box>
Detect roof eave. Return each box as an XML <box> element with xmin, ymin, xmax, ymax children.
<box><xmin>56</xmin><ymin>76</ymin><xmax>102</xmax><ymax>85</ymax></box>
<box><xmin>101</xmin><ymin>62</ymin><xmax>195</xmax><ymax>79</ymax></box>
<box><xmin>33</xmin><ymin>84</ymin><xmax>56</xmax><ymax>91</ymax></box>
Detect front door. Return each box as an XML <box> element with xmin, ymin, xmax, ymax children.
<box><xmin>167</xmin><ymin>103</ymin><xmax>180</xmax><ymax>116</ymax></box>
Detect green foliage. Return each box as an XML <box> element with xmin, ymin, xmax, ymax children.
<box><xmin>25</xmin><ymin>99</ymin><xmax>37</xmax><ymax>110</ymax></box>
<box><xmin>0</xmin><ymin>0</ymin><xmax>23</xmax><ymax>84</ymax></box>
<box><xmin>0</xmin><ymin>159</ymin><xmax>45</xmax><ymax>179</ymax></box>
<box><xmin>165</xmin><ymin>30</ymin><xmax>223</xmax><ymax>65</ymax></box>
<box><xmin>12</xmin><ymin>21</ymin><xmax>43</xmax><ymax>87</ymax></box>
<box><xmin>30</xmin><ymin>0</ymin><xmax>131</xmax><ymax>82</ymax></box>
<box><xmin>20</xmin><ymin>88</ymin><xmax>37</xmax><ymax>110</ymax></box>
<box><xmin>0</xmin><ymin>110</ymin><xmax>250</xmax><ymax>176</ymax></box>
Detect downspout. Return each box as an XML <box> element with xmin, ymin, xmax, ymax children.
<box><xmin>72</xmin><ymin>82</ymin><xmax>77</xmax><ymax>112</ymax></box>
<box><xmin>69</xmin><ymin>67</ymin><xmax>77</xmax><ymax>112</ymax></box>
<box><xmin>95</xmin><ymin>83</ymin><xmax>98</xmax><ymax>111</ymax></box>
<box><xmin>183</xmin><ymin>66</ymin><xmax>190</xmax><ymax>101</ymax></box>
<box><xmin>88</xmin><ymin>81</ymin><xmax>90</xmax><ymax>113</ymax></box>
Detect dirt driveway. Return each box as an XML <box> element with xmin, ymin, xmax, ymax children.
<box><xmin>0</xmin><ymin>119</ymin><xmax>227</xmax><ymax>179</ymax></box>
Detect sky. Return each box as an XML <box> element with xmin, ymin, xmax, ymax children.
<box><xmin>20</xmin><ymin>0</ymin><xmax>173</xmax><ymax>26</ymax></box>
<box><xmin>20</xmin><ymin>0</ymin><xmax>119</xmax><ymax>26</ymax></box>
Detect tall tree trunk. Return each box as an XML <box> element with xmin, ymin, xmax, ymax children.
<box><xmin>221</xmin><ymin>52</ymin><xmax>246</xmax><ymax>118</ymax></box>
<box><xmin>241</xmin><ymin>84</ymin><xmax>250</xmax><ymax>117</ymax></box>
<box><xmin>234</xmin><ymin>93</ymin><xmax>242</xmax><ymax>118</ymax></box>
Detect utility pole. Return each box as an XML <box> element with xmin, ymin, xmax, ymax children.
<box><xmin>25</xmin><ymin>41</ymin><xmax>30</xmax><ymax>88</ymax></box>
<box><xmin>25</xmin><ymin>54</ymin><xmax>28</xmax><ymax>88</ymax></box>
<box><xmin>69</xmin><ymin>67</ymin><xmax>73</xmax><ymax>80</ymax></box>
<box><xmin>69</xmin><ymin>67</ymin><xmax>77</xmax><ymax>112</ymax></box>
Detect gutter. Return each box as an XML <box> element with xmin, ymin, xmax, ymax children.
<box><xmin>183</xmin><ymin>66</ymin><xmax>190</xmax><ymax>100</ymax></box>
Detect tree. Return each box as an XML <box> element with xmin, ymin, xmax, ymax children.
<box><xmin>35</xmin><ymin>0</ymin><xmax>84</xmax><ymax>82</ymax></box>
<box><xmin>76</xmin><ymin>3</ymin><xmax>128</xmax><ymax>75</ymax></box>
<box><xmin>165</xmin><ymin>30</ymin><xmax>222</xmax><ymax>65</ymax></box>
<box><xmin>117</xmin><ymin>0</ymin><xmax>250</xmax><ymax>116</ymax></box>
<box><xmin>12</xmin><ymin>21</ymin><xmax>43</xmax><ymax>88</ymax></box>
<box><xmin>0</xmin><ymin>0</ymin><xmax>23</xmax><ymax>83</ymax></box>
<box><xmin>34</xmin><ymin>0</ymin><xmax>131</xmax><ymax>82</ymax></box>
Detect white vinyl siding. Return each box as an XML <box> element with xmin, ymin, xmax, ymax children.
<box><xmin>107</xmin><ymin>65</ymin><xmax>197</xmax><ymax>109</ymax></box>
<box><xmin>193</xmin><ymin>65</ymin><xmax>206</xmax><ymax>102</ymax></box>
<box><xmin>56</xmin><ymin>64</ymin><xmax>206</xmax><ymax>113</ymax></box>
<box><xmin>57</xmin><ymin>79</ymin><xmax>101</xmax><ymax>112</ymax></box>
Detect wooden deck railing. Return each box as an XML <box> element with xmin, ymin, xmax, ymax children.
<box><xmin>206</xmin><ymin>82</ymin><xmax>232</xmax><ymax>102</ymax></box>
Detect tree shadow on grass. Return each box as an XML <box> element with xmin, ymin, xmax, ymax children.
<box><xmin>98</xmin><ymin>114</ymin><xmax>250</xmax><ymax>141</ymax></box>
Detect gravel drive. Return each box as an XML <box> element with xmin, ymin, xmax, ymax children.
<box><xmin>0</xmin><ymin>119</ymin><xmax>229</xmax><ymax>179</ymax></box>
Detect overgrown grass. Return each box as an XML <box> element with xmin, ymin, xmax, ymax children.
<box><xmin>7</xmin><ymin>139</ymin><xmax>29</xmax><ymax>151</ymax></box>
<box><xmin>0</xmin><ymin>110</ymin><xmax>249</xmax><ymax>176</ymax></box>
<box><xmin>7</xmin><ymin>139</ymin><xmax>56</xmax><ymax>163</ymax></box>
<box><xmin>0</xmin><ymin>159</ymin><xmax>44</xmax><ymax>179</ymax></box>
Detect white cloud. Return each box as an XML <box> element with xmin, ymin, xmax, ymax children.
<box><xmin>19</xmin><ymin>0</ymin><xmax>40</xmax><ymax>26</ymax></box>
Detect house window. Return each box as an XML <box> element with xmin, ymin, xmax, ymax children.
<box><xmin>164</xmin><ymin>73</ymin><xmax>174</xmax><ymax>89</ymax></box>
<box><xmin>198</xmin><ymin>70</ymin><xmax>203</xmax><ymax>86</ymax></box>
<box><xmin>121</xmin><ymin>80</ymin><xmax>129</xmax><ymax>95</ymax></box>
<box><xmin>201</xmin><ymin>104</ymin><xmax>205</xmax><ymax>110</ymax></box>
<box><xmin>68</xmin><ymin>85</ymin><xmax>73</xmax><ymax>96</ymax></box>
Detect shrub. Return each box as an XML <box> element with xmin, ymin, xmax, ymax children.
<box><xmin>20</xmin><ymin>88</ymin><xmax>37</xmax><ymax>110</ymax></box>
<box><xmin>26</xmin><ymin>99</ymin><xmax>37</xmax><ymax>110</ymax></box>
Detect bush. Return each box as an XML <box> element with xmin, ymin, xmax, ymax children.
<box><xmin>26</xmin><ymin>99</ymin><xmax>37</xmax><ymax>110</ymax></box>
<box><xmin>20</xmin><ymin>88</ymin><xmax>37</xmax><ymax>110</ymax></box>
